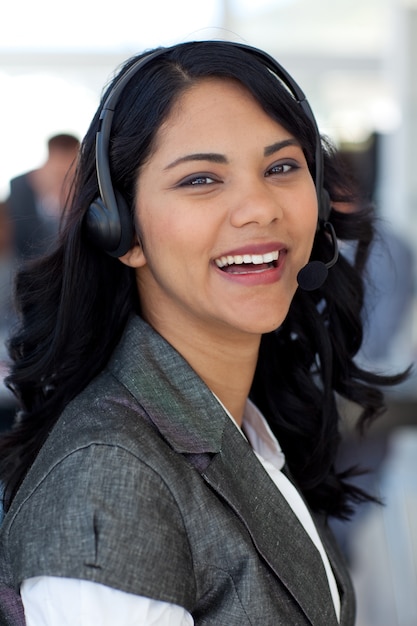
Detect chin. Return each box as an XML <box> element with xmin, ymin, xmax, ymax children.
<box><xmin>239</xmin><ymin>316</ymin><xmax>286</xmax><ymax>336</ymax></box>
<box><xmin>260</xmin><ymin>321</ymin><xmax>283</xmax><ymax>335</ymax></box>
<box><xmin>245</xmin><ymin>306</ymin><xmax>289</xmax><ymax>335</ymax></box>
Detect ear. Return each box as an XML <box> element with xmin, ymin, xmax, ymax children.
<box><xmin>118</xmin><ymin>237</ymin><xmax>147</xmax><ymax>268</ymax></box>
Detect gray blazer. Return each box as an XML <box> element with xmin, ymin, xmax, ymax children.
<box><xmin>0</xmin><ymin>315</ymin><xmax>355</xmax><ymax>625</ymax></box>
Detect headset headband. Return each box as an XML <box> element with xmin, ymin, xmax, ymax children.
<box><xmin>86</xmin><ymin>41</ymin><xmax>329</xmax><ymax>257</ymax></box>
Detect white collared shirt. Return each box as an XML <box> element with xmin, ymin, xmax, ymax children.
<box><xmin>21</xmin><ymin>398</ymin><xmax>340</xmax><ymax>625</ymax></box>
<box><xmin>237</xmin><ymin>399</ymin><xmax>340</xmax><ymax>621</ymax></box>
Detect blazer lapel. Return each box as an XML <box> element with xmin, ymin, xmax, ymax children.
<box><xmin>201</xmin><ymin>417</ymin><xmax>339</xmax><ymax>626</ymax></box>
<box><xmin>110</xmin><ymin>316</ymin><xmax>341</xmax><ymax>625</ymax></box>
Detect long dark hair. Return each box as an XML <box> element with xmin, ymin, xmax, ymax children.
<box><xmin>0</xmin><ymin>41</ymin><xmax>407</xmax><ymax>516</ymax></box>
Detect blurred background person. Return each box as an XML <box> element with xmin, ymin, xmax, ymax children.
<box><xmin>337</xmin><ymin>135</ymin><xmax>415</xmax><ymax>375</ymax></box>
<box><xmin>329</xmin><ymin>137</ymin><xmax>417</xmax><ymax>626</ymax></box>
<box><xmin>1</xmin><ymin>134</ymin><xmax>79</xmax><ymax>430</ymax></box>
<box><xmin>6</xmin><ymin>133</ymin><xmax>79</xmax><ymax>261</ymax></box>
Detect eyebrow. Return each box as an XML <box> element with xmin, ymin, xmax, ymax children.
<box><xmin>263</xmin><ymin>138</ymin><xmax>300</xmax><ymax>157</ymax></box>
<box><xmin>164</xmin><ymin>153</ymin><xmax>228</xmax><ymax>170</ymax></box>
<box><xmin>164</xmin><ymin>138</ymin><xmax>300</xmax><ymax>170</ymax></box>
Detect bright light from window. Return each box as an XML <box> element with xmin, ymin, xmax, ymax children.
<box><xmin>0</xmin><ymin>0</ymin><xmax>225</xmax><ymax>198</ymax></box>
<box><xmin>0</xmin><ymin>73</ymin><xmax>98</xmax><ymax>198</ymax></box>
<box><xmin>1</xmin><ymin>0</ymin><xmax>223</xmax><ymax>51</ymax></box>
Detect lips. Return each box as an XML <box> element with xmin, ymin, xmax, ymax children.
<box><xmin>215</xmin><ymin>250</ymin><xmax>279</xmax><ymax>273</ymax></box>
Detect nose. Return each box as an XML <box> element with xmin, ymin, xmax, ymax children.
<box><xmin>229</xmin><ymin>176</ymin><xmax>283</xmax><ymax>228</ymax></box>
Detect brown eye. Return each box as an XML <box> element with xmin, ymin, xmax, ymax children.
<box><xmin>265</xmin><ymin>162</ymin><xmax>296</xmax><ymax>177</ymax></box>
<box><xmin>179</xmin><ymin>174</ymin><xmax>218</xmax><ymax>186</ymax></box>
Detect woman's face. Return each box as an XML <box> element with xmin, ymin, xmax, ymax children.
<box><xmin>121</xmin><ymin>78</ymin><xmax>318</xmax><ymax>343</ymax></box>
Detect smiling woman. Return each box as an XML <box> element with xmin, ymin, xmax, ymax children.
<box><xmin>0</xmin><ymin>41</ymin><xmax>407</xmax><ymax>626</ymax></box>
<box><xmin>119</xmin><ymin>79</ymin><xmax>317</xmax><ymax>347</ymax></box>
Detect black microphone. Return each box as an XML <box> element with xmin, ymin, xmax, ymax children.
<box><xmin>297</xmin><ymin>222</ymin><xmax>339</xmax><ymax>291</ymax></box>
<box><xmin>297</xmin><ymin>260</ymin><xmax>329</xmax><ymax>291</ymax></box>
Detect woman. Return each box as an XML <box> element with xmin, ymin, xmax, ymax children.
<box><xmin>0</xmin><ymin>41</ymin><xmax>404</xmax><ymax>625</ymax></box>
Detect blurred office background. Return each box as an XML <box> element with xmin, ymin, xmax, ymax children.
<box><xmin>1</xmin><ymin>1</ymin><xmax>416</xmax><ymax>624</ymax></box>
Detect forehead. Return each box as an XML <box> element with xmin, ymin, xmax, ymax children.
<box><xmin>150</xmin><ymin>77</ymin><xmax>291</xmax><ymax>155</ymax></box>
<box><xmin>167</xmin><ymin>77</ymin><xmax>264</xmax><ymax>123</ymax></box>
<box><xmin>172</xmin><ymin>76</ymin><xmax>251</xmax><ymax>108</ymax></box>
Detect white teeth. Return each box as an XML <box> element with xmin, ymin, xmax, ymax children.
<box><xmin>263</xmin><ymin>252</ymin><xmax>276</xmax><ymax>263</ymax></box>
<box><xmin>252</xmin><ymin>254</ymin><xmax>263</xmax><ymax>265</ymax></box>
<box><xmin>215</xmin><ymin>250</ymin><xmax>279</xmax><ymax>268</ymax></box>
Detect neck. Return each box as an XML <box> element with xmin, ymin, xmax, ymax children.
<box><xmin>193</xmin><ymin>333</ymin><xmax>260</xmax><ymax>426</ymax></box>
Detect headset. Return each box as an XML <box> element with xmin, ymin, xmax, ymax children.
<box><xmin>85</xmin><ymin>41</ymin><xmax>337</xmax><ymax>288</ymax></box>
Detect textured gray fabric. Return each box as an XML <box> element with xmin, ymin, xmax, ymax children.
<box><xmin>0</xmin><ymin>315</ymin><xmax>355</xmax><ymax>625</ymax></box>
<box><xmin>0</xmin><ymin>559</ymin><xmax>26</xmax><ymax>626</ymax></box>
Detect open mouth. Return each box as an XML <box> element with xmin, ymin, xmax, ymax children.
<box><xmin>214</xmin><ymin>251</ymin><xmax>279</xmax><ymax>274</ymax></box>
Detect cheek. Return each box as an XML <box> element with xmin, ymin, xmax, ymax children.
<box><xmin>140</xmin><ymin>205</ymin><xmax>217</xmax><ymax>267</ymax></box>
<box><xmin>305</xmin><ymin>184</ymin><xmax>319</xmax><ymax>228</ymax></box>
<box><xmin>135</xmin><ymin>196</ymin><xmax>170</xmax><ymax>252</ymax></box>
<box><xmin>307</xmin><ymin>211</ymin><xmax>319</xmax><ymax>245</ymax></box>
<box><xmin>138</xmin><ymin>211</ymin><xmax>198</xmax><ymax>278</ymax></box>
<box><xmin>294</xmin><ymin>191</ymin><xmax>319</xmax><ymax>247</ymax></box>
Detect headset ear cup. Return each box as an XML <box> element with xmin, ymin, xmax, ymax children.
<box><xmin>112</xmin><ymin>191</ymin><xmax>136</xmax><ymax>257</ymax></box>
<box><xmin>85</xmin><ymin>191</ymin><xmax>134</xmax><ymax>257</ymax></box>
